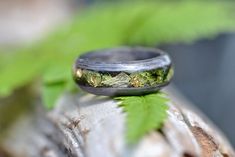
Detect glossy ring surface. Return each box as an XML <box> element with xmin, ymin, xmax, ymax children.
<box><xmin>73</xmin><ymin>47</ymin><xmax>173</xmax><ymax>96</ymax></box>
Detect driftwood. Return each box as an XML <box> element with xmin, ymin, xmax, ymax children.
<box><xmin>0</xmin><ymin>86</ymin><xmax>234</xmax><ymax>157</ymax></box>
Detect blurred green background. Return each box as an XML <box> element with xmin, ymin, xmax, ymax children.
<box><xmin>0</xmin><ymin>0</ymin><xmax>235</xmax><ymax>148</ymax></box>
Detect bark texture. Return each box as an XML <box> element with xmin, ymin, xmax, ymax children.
<box><xmin>0</xmin><ymin>87</ymin><xmax>234</xmax><ymax>157</ymax></box>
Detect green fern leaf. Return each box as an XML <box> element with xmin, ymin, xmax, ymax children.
<box><xmin>117</xmin><ymin>92</ymin><xmax>169</xmax><ymax>143</ymax></box>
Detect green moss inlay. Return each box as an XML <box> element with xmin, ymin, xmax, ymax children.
<box><xmin>74</xmin><ymin>67</ymin><xmax>173</xmax><ymax>88</ymax></box>
<box><xmin>101</xmin><ymin>72</ymin><xmax>130</xmax><ymax>87</ymax></box>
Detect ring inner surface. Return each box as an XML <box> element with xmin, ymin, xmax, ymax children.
<box><xmin>79</xmin><ymin>47</ymin><xmax>161</xmax><ymax>63</ymax></box>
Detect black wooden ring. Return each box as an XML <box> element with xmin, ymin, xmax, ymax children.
<box><xmin>72</xmin><ymin>47</ymin><xmax>173</xmax><ymax>96</ymax></box>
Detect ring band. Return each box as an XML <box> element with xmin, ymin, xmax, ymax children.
<box><xmin>73</xmin><ymin>47</ymin><xmax>173</xmax><ymax>96</ymax></box>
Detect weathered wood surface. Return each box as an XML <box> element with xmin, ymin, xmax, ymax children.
<box><xmin>0</xmin><ymin>87</ymin><xmax>234</xmax><ymax>157</ymax></box>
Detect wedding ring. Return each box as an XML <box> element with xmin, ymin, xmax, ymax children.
<box><xmin>73</xmin><ymin>47</ymin><xmax>173</xmax><ymax>96</ymax></box>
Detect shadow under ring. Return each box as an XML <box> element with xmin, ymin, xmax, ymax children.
<box><xmin>73</xmin><ymin>47</ymin><xmax>173</xmax><ymax>96</ymax></box>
